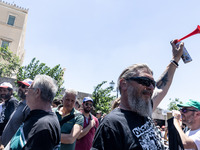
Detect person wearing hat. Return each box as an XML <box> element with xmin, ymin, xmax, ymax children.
<box><xmin>173</xmin><ymin>99</ymin><xmax>200</xmax><ymax>150</ymax></box>
<box><xmin>1</xmin><ymin>79</ymin><xmax>33</xmax><ymax>147</ymax></box>
<box><xmin>0</xmin><ymin>82</ymin><xmax>18</xmax><ymax>137</ymax></box>
<box><xmin>75</xmin><ymin>97</ymin><xmax>99</xmax><ymax>150</ymax></box>
<box><xmin>4</xmin><ymin>75</ymin><xmax>61</xmax><ymax>149</ymax></box>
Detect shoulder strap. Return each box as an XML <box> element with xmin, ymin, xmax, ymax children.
<box><xmin>59</xmin><ymin>113</ymin><xmax>81</xmax><ymax>127</ymax></box>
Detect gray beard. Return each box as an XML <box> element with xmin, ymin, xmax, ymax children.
<box><xmin>127</xmin><ymin>86</ymin><xmax>152</xmax><ymax>117</ymax></box>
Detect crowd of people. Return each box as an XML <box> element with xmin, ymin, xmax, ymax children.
<box><xmin>0</xmin><ymin>39</ymin><xmax>199</xmax><ymax>150</ymax></box>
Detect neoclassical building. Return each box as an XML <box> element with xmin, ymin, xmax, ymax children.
<box><xmin>0</xmin><ymin>0</ymin><xmax>28</xmax><ymax>64</ymax></box>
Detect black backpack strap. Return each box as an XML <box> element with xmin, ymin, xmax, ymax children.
<box><xmin>59</xmin><ymin>114</ymin><xmax>75</xmax><ymax>126</ymax></box>
<box><xmin>59</xmin><ymin>113</ymin><xmax>82</xmax><ymax>127</ymax></box>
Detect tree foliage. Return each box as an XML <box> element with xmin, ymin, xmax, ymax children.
<box><xmin>92</xmin><ymin>81</ymin><xmax>116</xmax><ymax>114</ymax></box>
<box><xmin>0</xmin><ymin>47</ymin><xmax>20</xmax><ymax>77</ymax></box>
<box><xmin>167</xmin><ymin>98</ymin><xmax>183</xmax><ymax>111</ymax></box>
<box><xmin>17</xmin><ymin>57</ymin><xmax>65</xmax><ymax>97</ymax></box>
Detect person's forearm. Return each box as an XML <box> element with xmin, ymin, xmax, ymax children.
<box><xmin>152</xmin><ymin>62</ymin><xmax>177</xmax><ymax>111</ymax></box>
<box><xmin>77</xmin><ymin>125</ymin><xmax>92</xmax><ymax>139</ymax></box>
<box><xmin>174</xmin><ymin>118</ymin><xmax>197</xmax><ymax>149</ymax></box>
<box><xmin>61</xmin><ymin>124</ymin><xmax>82</xmax><ymax>144</ymax></box>
<box><xmin>152</xmin><ymin>40</ymin><xmax>183</xmax><ymax>111</ymax></box>
<box><xmin>61</xmin><ymin>133</ymin><xmax>75</xmax><ymax>144</ymax></box>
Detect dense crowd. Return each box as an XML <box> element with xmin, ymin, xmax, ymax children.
<box><xmin>0</xmin><ymin>40</ymin><xmax>199</xmax><ymax>150</ymax></box>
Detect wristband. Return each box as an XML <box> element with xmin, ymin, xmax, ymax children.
<box><xmin>170</xmin><ymin>60</ymin><xmax>179</xmax><ymax>67</ymax></box>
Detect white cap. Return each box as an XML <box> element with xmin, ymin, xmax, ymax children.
<box><xmin>0</xmin><ymin>82</ymin><xmax>13</xmax><ymax>89</ymax></box>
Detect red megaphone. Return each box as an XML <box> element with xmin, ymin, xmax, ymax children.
<box><xmin>176</xmin><ymin>25</ymin><xmax>200</xmax><ymax>43</ymax></box>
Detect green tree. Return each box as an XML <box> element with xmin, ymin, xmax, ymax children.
<box><xmin>167</xmin><ymin>98</ymin><xmax>183</xmax><ymax>111</ymax></box>
<box><xmin>17</xmin><ymin>57</ymin><xmax>65</xmax><ymax>97</ymax></box>
<box><xmin>0</xmin><ymin>47</ymin><xmax>20</xmax><ymax>77</ymax></box>
<box><xmin>92</xmin><ymin>81</ymin><xmax>116</xmax><ymax>114</ymax></box>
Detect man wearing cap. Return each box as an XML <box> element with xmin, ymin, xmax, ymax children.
<box><xmin>4</xmin><ymin>75</ymin><xmax>61</xmax><ymax>149</ymax></box>
<box><xmin>0</xmin><ymin>82</ymin><xmax>18</xmax><ymax>136</ymax></box>
<box><xmin>55</xmin><ymin>89</ymin><xmax>84</xmax><ymax>150</ymax></box>
<box><xmin>75</xmin><ymin>97</ymin><xmax>99</xmax><ymax>150</ymax></box>
<box><xmin>173</xmin><ymin>99</ymin><xmax>200</xmax><ymax>150</ymax></box>
<box><xmin>1</xmin><ymin>79</ymin><xmax>33</xmax><ymax>147</ymax></box>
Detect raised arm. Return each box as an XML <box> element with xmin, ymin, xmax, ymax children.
<box><xmin>172</xmin><ymin>110</ymin><xmax>198</xmax><ymax>149</ymax></box>
<box><xmin>152</xmin><ymin>40</ymin><xmax>183</xmax><ymax>111</ymax></box>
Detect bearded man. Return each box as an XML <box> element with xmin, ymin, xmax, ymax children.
<box><xmin>0</xmin><ymin>82</ymin><xmax>18</xmax><ymax>136</ymax></box>
<box><xmin>75</xmin><ymin>97</ymin><xmax>99</xmax><ymax>150</ymax></box>
<box><xmin>91</xmin><ymin>40</ymin><xmax>184</xmax><ymax>150</ymax></box>
<box><xmin>1</xmin><ymin>79</ymin><xmax>33</xmax><ymax>147</ymax></box>
<box><xmin>173</xmin><ymin>99</ymin><xmax>200</xmax><ymax>150</ymax></box>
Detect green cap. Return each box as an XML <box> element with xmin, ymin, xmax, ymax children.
<box><xmin>177</xmin><ymin>99</ymin><xmax>200</xmax><ymax>110</ymax></box>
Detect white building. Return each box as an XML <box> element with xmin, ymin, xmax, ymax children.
<box><xmin>0</xmin><ymin>0</ymin><xmax>28</xmax><ymax>64</ymax></box>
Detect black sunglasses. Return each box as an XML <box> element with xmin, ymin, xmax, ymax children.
<box><xmin>126</xmin><ymin>77</ymin><xmax>156</xmax><ymax>88</ymax></box>
<box><xmin>84</xmin><ymin>103</ymin><xmax>93</xmax><ymax>107</ymax></box>
<box><xmin>18</xmin><ymin>84</ymin><xmax>27</xmax><ymax>89</ymax></box>
<box><xmin>180</xmin><ymin>108</ymin><xmax>198</xmax><ymax>113</ymax></box>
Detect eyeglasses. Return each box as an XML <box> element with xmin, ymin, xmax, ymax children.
<box><xmin>126</xmin><ymin>77</ymin><xmax>156</xmax><ymax>88</ymax></box>
<box><xmin>84</xmin><ymin>103</ymin><xmax>93</xmax><ymax>107</ymax></box>
<box><xmin>25</xmin><ymin>87</ymin><xmax>35</xmax><ymax>91</ymax></box>
<box><xmin>180</xmin><ymin>108</ymin><xmax>198</xmax><ymax>113</ymax></box>
<box><xmin>18</xmin><ymin>84</ymin><xmax>27</xmax><ymax>89</ymax></box>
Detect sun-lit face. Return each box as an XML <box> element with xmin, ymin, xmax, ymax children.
<box><xmin>25</xmin><ymin>84</ymin><xmax>36</xmax><ymax>110</ymax></box>
<box><xmin>124</xmin><ymin>69</ymin><xmax>154</xmax><ymax>117</ymax></box>
<box><xmin>127</xmin><ymin>69</ymin><xmax>154</xmax><ymax>102</ymax></box>
<box><xmin>180</xmin><ymin>107</ymin><xmax>197</xmax><ymax>126</ymax></box>
<box><xmin>18</xmin><ymin>83</ymin><xmax>29</xmax><ymax>100</ymax></box>
<box><xmin>83</xmin><ymin>101</ymin><xmax>93</xmax><ymax>113</ymax></box>
<box><xmin>63</xmin><ymin>93</ymin><xmax>76</xmax><ymax>112</ymax></box>
<box><xmin>0</xmin><ymin>88</ymin><xmax>12</xmax><ymax>101</ymax></box>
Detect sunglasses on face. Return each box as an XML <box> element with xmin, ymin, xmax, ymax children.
<box><xmin>180</xmin><ymin>108</ymin><xmax>198</xmax><ymax>113</ymax></box>
<box><xmin>126</xmin><ymin>77</ymin><xmax>156</xmax><ymax>88</ymax></box>
<box><xmin>84</xmin><ymin>103</ymin><xmax>93</xmax><ymax>107</ymax></box>
<box><xmin>18</xmin><ymin>84</ymin><xmax>27</xmax><ymax>89</ymax></box>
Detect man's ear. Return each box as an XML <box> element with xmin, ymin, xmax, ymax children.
<box><xmin>120</xmin><ymin>79</ymin><xmax>128</xmax><ymax>91</ymax></box>
<box><xmin>196</xmin><ymin>111</ymin><xmax>200</xmax><ymax>117</ymax></box>
<box><xmin>35</xmin><ymin>88</ymin><xmax>41</xmax><ymax>97</ymax></box>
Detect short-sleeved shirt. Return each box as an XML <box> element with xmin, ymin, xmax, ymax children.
<box><xmin>0</xmin><ymin>97</ymin><xmax>18</xmax><ymax>135</ymax></box>
<box><xmin>5</xmin><ymin>109</ymin><xmax>61</xmax><ymax>150</ymax></box>
<box><xmin>186</xmin><ymin>128</ymin><xmax>200</xmax><ymax>150</ymax></box>
<box><xmin>91</xmin><ymin>108</ymin><xmax>165</xmax><ymax>150</ymax></box>
<box><xmin>75</xmin><ymin>114</ymin><xmax>99</xmax><ymax>150</ymax></box>
<box><xmin>55</xmin><ymin>107</ymin><xmax>84</xmax><ymax>150</ymax></box>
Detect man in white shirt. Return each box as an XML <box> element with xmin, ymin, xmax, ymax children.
<box><xmin>173</xmin><ymin>99</ymin><xmax>200</xmax><ymax>150</ymax></box>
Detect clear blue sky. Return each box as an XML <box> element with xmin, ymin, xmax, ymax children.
<box><xmin>7</xmin><ymin>0</ymin><xmax>200</xmax><ymax>109</ymax></box>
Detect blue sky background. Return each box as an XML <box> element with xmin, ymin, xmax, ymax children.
<box><xmin>6</xmin><ymin>0</ymin><xmax>200</xmax><ymax>109</ymax></box>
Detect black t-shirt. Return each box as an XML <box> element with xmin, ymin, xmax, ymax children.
<box><xmin>22</xmin><ymin>110</ymin><xmax>61</xmax><ymax>150</ymax></box>
<box><xmin>0</xmin><ymin>97</ymin><xmax>19</xmax><ymax>135</ymax></box>
<box><xmin>91</xmin><ymin>108</ymin><xmax>165</xmax><ymax>150</ymax></box>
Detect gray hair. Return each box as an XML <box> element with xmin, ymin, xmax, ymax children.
<box><xmin>32</xmin><ymin>75</ymin><xmax>58</xmax><ymax>103</ymax></box>
<box><xmin>64</xmin><ymin>89</ymin><xmax>78</xmax><ymax>99</ymax></box>
<box><xmin>117</xmin><ymin>64</ymin><xmax>153</xmax><ymax>94</ymax></box>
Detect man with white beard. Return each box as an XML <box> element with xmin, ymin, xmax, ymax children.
<box><xmin>91</xmin><ymin>40</ymin><xmax>184</xmax><ymax>150</ymax></box>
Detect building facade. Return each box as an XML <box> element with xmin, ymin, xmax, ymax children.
<box><xmin>0</xmin><ymin>0</ymin><xmax>28</xmax><ymax>64</ymax></box>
